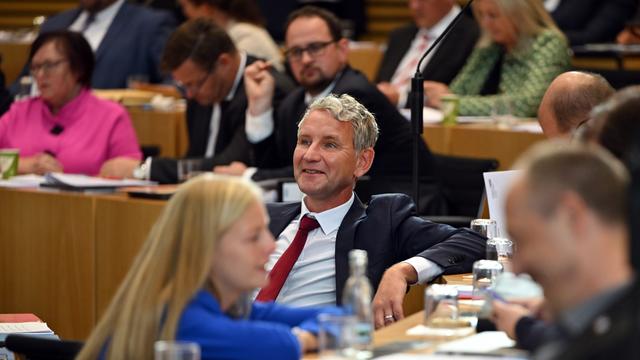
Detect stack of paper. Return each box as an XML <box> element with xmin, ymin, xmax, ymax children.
<box><xmin>0</xmin><ymin>314</ymin><xmax>57</xmax><ymax>360</ymax></box>
<box><xmin>42</xmin><ymin>173</ymin><xmax>155</xmax><ymax>191</ymax></box>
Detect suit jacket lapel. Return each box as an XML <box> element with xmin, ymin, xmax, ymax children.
<box><xmin>334</xmin><ymin>195</ymin><xmax>367</xmax><ymax>304</ymax></box>
<box><xmin>267</xmin><ymin>202</ymin><xmax>301</xmax><ymax>237</ymax></box>
<box><xmin>94</xmin><ymin>2</ymin><xmax>129</xmax><ymax>62</ymax></box>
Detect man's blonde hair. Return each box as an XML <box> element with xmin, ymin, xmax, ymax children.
<box><xmin>78</xmin><ymin>174</ymin><xmax>263</xmax><ymax>360</ymax></box>
<box><xmin>299</xmin><ymin>93</ymin><xmax>379</xmax><ymax>151</ymax></box>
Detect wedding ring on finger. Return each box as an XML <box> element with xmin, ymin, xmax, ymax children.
<box><xmin>384</xmin><ymin>314</ymin><xmax>395</xmax><ymax>323</ymax></box>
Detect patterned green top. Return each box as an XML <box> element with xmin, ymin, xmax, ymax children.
<box><xmin>449</xmin><ymin>30</ymin><xmax>571</xmax><ymax>117</ymax></box>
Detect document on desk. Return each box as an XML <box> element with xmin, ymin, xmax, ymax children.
<box><xmin>43</xmin><ymin>173</ymin><xmax>156</xmax><ymax>190</ymax></box>
<box><xmin>483</xmin><ymin>170</ymin><xmax>521</xmax><ymax>238</ymax></box>
<box><xmin>0</xmin><ymin>321</ymin><xmax>53</xmax><ymax>334</ymax></box>
<box><xmin>0</xmin><ymin>174</ymin><xmax>45</xmax><ymax>188</ymax></box>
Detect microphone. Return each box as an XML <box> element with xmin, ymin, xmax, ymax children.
<box><xmin>410</xmin><ymin>0</ymin><xmax>476</xmax><ymax>210</ymax></box>
<box><xmin>50</xmin><ymin>124</ymin><xmax>64</xmax><ymax>135</ymax></box>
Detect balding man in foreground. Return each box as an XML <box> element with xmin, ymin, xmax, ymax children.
<box><xmin>537</xmin><ymin>71</ymin><xmax>614</xmax><ymax>138</ymax></box>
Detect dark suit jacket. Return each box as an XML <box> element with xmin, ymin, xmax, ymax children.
<box><xmin>266</xmin><ymin>194</ymin><xmax>486</xmax><ymax>304</ymax></box>
<box><xmin>552</xmin><ymin>0</ymin><xmax>637</xmax><ymax>45</ymax></box>
<box><xmin>544</xmin><ymin>277</ymin><xmax>640</xmax><ymax>360</ymax></box>
<box><xmin>253</xmin><ymin>66</ymin><xmax>435</xmax><ymax>181</ymax></box>
<box><xmin>375</xmin><ymin>15</ymin><xmax>479</xmax><ymax>88</ymax></box>
<box><xmin>30</xmin><ymin>2</ymin><xmax>175</xmax><ymax>89</ymax></box>
<box><xmin>150</xmin><ymin>57</ymin><xmax>295</xmax><ymax>183</ymax></box>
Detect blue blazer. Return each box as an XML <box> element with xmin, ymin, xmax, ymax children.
<box><xmin>267</xmin><ymin>194</ymin><xmax>486</xmax><ymax>304</ymax></box>
<box><xmin>177</xmin><ymin>290</ymin><xmax>325</xmax><ymax>360</ymax></box>
<box><xmin>36</xmin><ymin>3</ymin><xmax>175</xmax><ymax>88</ymax></box>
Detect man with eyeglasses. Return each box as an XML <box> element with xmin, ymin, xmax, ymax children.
<box><xmin>537</xmin><ymin>71</ymin><xmax>614</xmax><ymax>139</ymax></box>
<box><xmin>216</xmin><ymin>6</ymin><xmax>437</xmax><ymax>208</ymax></box>
<box><xmin>133</xmin><ymin>18</ymin><xmax>293</xmax><ymax>183</ymax></box>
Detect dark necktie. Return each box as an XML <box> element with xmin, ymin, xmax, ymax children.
<box><xmin>81</xmin><ymin>13</ymin><xmax>96</xmax><ymax>32</ymax></box>
<box><xmin>256</xmin><ymin>215</ymin><xmax>320</xmax><ymax>302</ymax></box>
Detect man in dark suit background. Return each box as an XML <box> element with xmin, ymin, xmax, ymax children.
<box><xmin>376</xmin><ymin>0</ymin><xmax>479</xmax><ymax>108</ymax></box>
<box><xmin>546</xmin><ymin>0</ymin><xmax>637</xmax><ymax>45</ymax></box>
<box><xmin>504</xmin><ymin>142</ymin><xmax>639</xmax><ymax>359</ymax></box>
<box><xmin>132</xmin><ymin>19</ymin><xmax>293</xmax><ymax>183</ymax></box>
<box><xmin>257</xmin><ymin>93</ymin><xmax>485</xmax><ymax>329</ymax></box>
<box><xmin>21</xmin><ymin>0</ymin><xmax>175</xmax><ymax>89</ymax></box>
<box><xmin>217</xmin><ymin>6</ymin><xmax>439</xmax><ymax>212</ymax></box>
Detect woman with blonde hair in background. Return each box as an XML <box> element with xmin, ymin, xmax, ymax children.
<box><xmin>423</xmin><ymin>0</ymin><xmax>570</xmax><ymax>117</ymax></box>
<box><xmin>78</xmin><ymin>175</ymin><xmax>328</xmax><ymax>359</ymax></box>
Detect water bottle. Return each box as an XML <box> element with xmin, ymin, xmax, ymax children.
<box><xmin>342</xmin><ymin>249</ymin><xmax>373</xmax><ymax>359</ymax></box>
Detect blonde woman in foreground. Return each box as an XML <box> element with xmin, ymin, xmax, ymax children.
<box><xmin>78</xmin><ymin>175</ymin><xmax>330</xmax><ymax>360</ymax></box>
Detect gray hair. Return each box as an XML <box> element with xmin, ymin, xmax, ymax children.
<box><xmin>514</xmin><ymin>141</ymin><xmax>629</xmax><ymax>225</ymax></box>
<box><xmin>299</xmin><ymin>94</ymin><xmax>379</xmax><ymax>151</ymax></box>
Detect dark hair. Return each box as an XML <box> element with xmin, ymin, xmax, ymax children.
<box><xmin>589</xmin><ymin>86</ymin><xmax>640</xmax><ymax>162</ymax></box>
<box><xmin>551</xmin><ymin>72</ymin><xmax>614</xmax><ymax>133</ymax></box>
<box><xmin>161</xmin><ymin>18</ymin><xmax>236</xmax><ymax>72</ymax></box>
<box><xmin>183</xmin><ymin>0</ymin><xmax>265</xmax><ymax>26</ymax></box>
<box><xmin>29</xmin><ymin>30</ymin><xmax>94</xmax><ymax>87</ymax></box>
<box><xmin>285</xmin><ymin>6</ymin><xmax>343</xmax><ymax>41</ymax></box>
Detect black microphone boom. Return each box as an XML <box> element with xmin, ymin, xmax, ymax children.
<box><xmin>410</xmin><ymin>0</ymin><xmax>476</xmax><ymax>210</ymax></box>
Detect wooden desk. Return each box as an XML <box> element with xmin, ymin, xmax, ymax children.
<box><xmin>127</xmin><ymin>107</ymin><xmax>188</xmax><ymax>158</ymax></box>
<box><xmin>0</xmin><ymin>41</ymin><xmax>30</xmax><ymax>85</ymax></box>
<box><xmin>0</xmin><ymin>188</ymin><xmax>167</xmax><ymax>339</ymax></box>
<box><xmin>0</xmin><ymin>188</ymin><xmax>96</xmax><ymax>339</ymax></box>
<box><xmin>423</xmin><ymin>123</ymin><xmax>545</xmax><ymax>170</ymax></box>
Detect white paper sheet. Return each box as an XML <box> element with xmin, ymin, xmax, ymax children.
<box><xmin>44</xmin><ymin>173</ymin><xmax>155</xmax><ymax>188</ymax></box>
<box><xmin>483</xmin><ymin>170</ymin><xmax>521</xmax><ymax>238</ymax></box>
<box><xmin>436</xmin><ymin>331</ymin><xmax>515</xmax><ymax>354</ymax></box>
<box><xmin>0</xmin><ymin>322</ymin><xmax>53</xmax><ymax>334</ymax></box>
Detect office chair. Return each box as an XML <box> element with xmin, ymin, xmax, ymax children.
<box><xmin>3</xmin><ymin>334</ymin><xmax>83</xmax><ymax>360</ymax></box>
<box><xmin>425</xmin><ymin>154</ymin><xmax>499</xmax><ymax>228</ymax></box>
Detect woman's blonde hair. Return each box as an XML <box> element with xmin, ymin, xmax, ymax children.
<box><xmin>77</xmin><ymin>174</ymin><xmax>263</xmax><ymax>360</ymax></box>
<box><xmin>474</xmin><ymin>0</ymin><xmax>564</xmax><ymax>49</ymax></box>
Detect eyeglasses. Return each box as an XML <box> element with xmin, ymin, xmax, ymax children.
<box><xmin>30</xmin><ymin>59</ymin><xmax>68</xmax><ymax>75</ymax></box>
<box><xmin>285</xmin><ymin>41</ymin><xmax>336</xmax><ymax>62</ymax></box>
<box><xmin>174</xmin><ymin>70</ymin><xmax>211</xmax><ymax>97</ymax></box>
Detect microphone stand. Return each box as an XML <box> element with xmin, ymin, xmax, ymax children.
<box><xmin>410</xmin><ymin>0</ymin><xmax>475</xmax><ymax>210</ymax></box>
<box><xmin>629</xmin><ymin>129</ymin><xmax>640</xmax><ymax>272</ymax></box>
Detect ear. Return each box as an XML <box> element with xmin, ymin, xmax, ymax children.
<box><xmin>336</xmin><ymin>38</ymin><xmax>350</xmax><ymax>64</ymax></box>
<box><xmin>556</xmin><ymin>191</ymin><xmax>590</xmax><ymax>239</ymax></box>
<box><xmin>354</xmin><ymin>147</ymin><xmax>375</xmax><ymax>178</ymax></box>
<box><xmin>216</xmin><ymin>53</ymin><xmax>232</xmax><ymax>68</ymax></box>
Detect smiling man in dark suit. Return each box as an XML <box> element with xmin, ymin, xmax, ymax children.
<box><xmin>30</xmin><ymin>0</ymin><xmax>175</xmax><ymax>89</ymax></box>
<box><xmin>256</xmin><ymin>93</ymin><xmax>485</xmax><ymax>329</ymax></box>
<box><xmin>132</xmin><ymin>19</ymin><xmax>293</xmax><ymax>183</ymax></box>
<box><xmin>376</xmin><ymin>0</ymin><xmax>479</xmax><ymax>107</ymax></box>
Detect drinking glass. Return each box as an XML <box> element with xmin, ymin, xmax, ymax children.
<box><xmin>154</xmin><ymin>341</ymin><xmax>200</xmax><ymax>360</ymax></box>
<box><xmin>470</xmin><ymin>219</ymin><xmax>498</xmax><ymax>239</ymax></box>
<box><xmin>317</xmin><ymin>314</ymin><xmax>358</xmax><ymax>359</ymax></box>
<box><xmin>472</xmin><ymin>260</ymin><xmax>503</xmax><ymax>317</ymax></box>
<box><xmin>486</xmin><ymin>237</ymin><xmax>514</xmax><ymax>269</ymax></box>
<box><xmin>177</xmin><ymin>159</ymin><xmax>204</xmax><ymax>183</ymax></box>
<box><xmin>491</xmin><ymin>96</ymin><xmax>514</xmax><ymax>128</ymax></box>
<box><xmin>424</xmin><ymin>284</ymin><xmax>460</xmax><ymax>328</ymax></box>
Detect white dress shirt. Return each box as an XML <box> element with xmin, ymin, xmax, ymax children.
<box><xmin>69</xmin><ymin>0</ymin><xmax>125</xmax><ymax>51</ymax></box>
<box><xmin>544</xmin><ymin>0</ymin><xmax>561</xmax><ymax>12</ymax></box>
<box><xmin>392</xmin><ymin>5</ymin><xmax>461</xmax><ymax>108</ymax></box>
<box><xmin>204</xmin><ymin>52</ymin><xmax>247</xmax><ymax>157</ymax></box>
